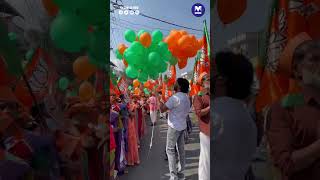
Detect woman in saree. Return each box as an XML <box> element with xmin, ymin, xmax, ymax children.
<box><xmin>110</xmin><ymin>94</ymin><xmax>126</xmax><ymax>176</ymax></box>
<box><xmin>110</xmin><ymin>124</ymin><xmax>116</xmax><ymax>180</ymax></box>
<box><xmin>137</xmin><ymin>95</ymin><xmax>143</xmax><ymax>140</ymax></box>
<box><xmin>126</xmin><ymin>97</ymin><xmax>140</xmax><ymax>166</ymax></box>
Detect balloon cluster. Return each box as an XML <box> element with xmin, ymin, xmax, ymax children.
<box><xmin>49</xmin><ymin>0</ymin><xmax>106</xmax><ymax>68</ymax></box>
<box><xmin>58</xmin><ymin>56</ymin><xmax>97</xmax><ymax>102</ymax></box>
<box><xmin>164</xmin><ymin>30</ymin><xmax>203</xmax><ymax>69</ymax></box>
<box><xmin>116</xmin><ymin>29</ymin><xmax>176</xmax><ymax>82</ymax></box>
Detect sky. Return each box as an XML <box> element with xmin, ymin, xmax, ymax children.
<box><xmin>110</xmin><ymin>0</ymin><xmax>210</xmax><ymax>76</ymax></box>
<box><xmin>212</xmin><ymin>0</ymin><xmax>273</xmax><ymax>52</ymax></box>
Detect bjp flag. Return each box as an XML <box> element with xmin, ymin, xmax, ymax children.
<box><xmin>167</xmin><ymin>65</ymin><xmax>176</xmax><ymax>87</ymax></box>
<box><xmin>190</xmin><ymin>59</ymin><xmax>201</xmax><ymax>97</ymax></box>
<box><xmin>256</xmin><ymin>0</ymin><xmax>320</xmax><ymax>112</ymax></box>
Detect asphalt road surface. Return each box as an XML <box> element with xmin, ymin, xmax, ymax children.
<box><xmin>120</xmin><ymin>116</ymin><xmax>200</xmax><ymax>180</ymax></box>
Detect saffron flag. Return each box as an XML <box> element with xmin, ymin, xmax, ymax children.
<box><xmin>167</xmin><ymin>65</ymin><xmax>176</xmax><ymax>87</ymax></box>
<box><xmin>14</xmin><ymin>48</ymin><xmax>56</xmax><ymax>108</ymax></box>
<box><xmin>255</xmin><ymin>0</ymin><xmax>320</xmax><ymax>112</ymax></box>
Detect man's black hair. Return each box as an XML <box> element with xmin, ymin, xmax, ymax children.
<box><xmin>215</xmin><ymin>51</ymin><xmax>254</xmax><ymax>100</ymax></box>
<box><xmin>176</xmin><ymin>78</ymin><xmax>189</xmax><ymax>93</ymax></box>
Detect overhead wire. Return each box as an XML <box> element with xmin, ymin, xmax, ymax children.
<box><xmin>111</xmin><ymin>0</ymin><xmax>203</xmax><ymax>32</ymax></box>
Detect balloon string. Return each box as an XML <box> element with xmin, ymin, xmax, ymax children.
<box><xmin>147</xmin><ymin>122</ymin><xmax>155</xmax><ymax>160</ymax></box>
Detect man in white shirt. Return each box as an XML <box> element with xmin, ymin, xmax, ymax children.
<box><xmin>160</xmin><ymin>78</ymin><xmax>190</xmax><ymax>180</ymax></box>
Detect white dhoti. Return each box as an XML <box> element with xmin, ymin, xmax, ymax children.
<box><xmin>199</xmin><ymin>132</ymin><xmax>210</xmax><ymax>180</ymax></box>
<box><xmin>150</xmin><ymin>110</ymin><xmax>157</xmax><ymax>124</ymax></box>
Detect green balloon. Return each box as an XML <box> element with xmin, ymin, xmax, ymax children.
<box><xmin>129</xmin><ymin>41</ymin><xmax>144</xmax><ymax>55</ymax></box>
<box><xmin>67</xmin><ymin>89</ymin><xmax>78</xmax><ymax>97</ymax></box>
<box><xmin>133</xmin><ymin>64</ymin><xmax>144</xmax><ymax>71</ymax></box>
<box><xmin>152</xmin><ymin>30</ymin><xmax>163</xmax><ymax>44</ymax></box>
<box><xmin>50</xmin><ymin>13</ymin><xmax>89</xmax><ymax>52</ymax></box>
<box><xmin>77</xmin><ymin>1</ymin><xmax>105</xmax><ymax>25</ymax></box>
<box><xmin>148</xmin><ymin>43</ymin><xmax>160</xmax><ymax>54</ymax></box>
<box><xmin>124</xmin><ymin>50</ymin><xmax>144</xmax><ymax>66</ymax></box>
<box><xmin>53</xmin><ymin>0</ymin><xmax>77</xmax><ymax>9</ymax></box>
<box><xmin>8</xmin><ymin>32</ymin><xmax>17</xmax><ymax>41</ymax></box>
<box><xmin>148</xmin><ymin>52</ymin><xmax>161</xmax><ymax>67</ymax></box>
<box><xmin>115</xmin><ymin>50</ymin><xmax>123</xmax><ymax>59</ymax></box>
<box><xmin>158</xmin><ymin>42</ymin><xmax>168</xmax><ymax>54</ymax></box>
<box><xmin>123</xmin><ymin>50</ymin><xmax>134</xmax><ymax>64</ymax></box>
<box><xmin>88</xmin><ymin>30</ymin><xmax>107</xmax><ymax>63</ymax></box>
<box><xmin>126</xmin><ymin>66</ymin><xmax>138</xmax><ymax>79</ymax></box>
<box><xmin>159</xmin><ymin>61</ymin><xmax>168</xmax><ymax>73</ymax></box>
<box><xmin>169</xmin><ymin>56</ymin><xmax>178</xmax><ymax>65</ymax></box>
<box><xmin>125</xmin><ymin>29</ymin><xmax>136</xmax><ymax>43</ymax></box>
<box><xmin>54</xmin><ymin>0</ymin><xmax>105</xmax><ymax>24</ymax></box>
<box><xmin>164</xmin><ymin>50</ymin><xmax>172</xmax><ymax>62</ymax></box>
<box><xmin>58</xmin><ymin>77</ymin><xmax>69</xmax><ymax>90</ymax></box>
<box><xmin>149</xmin><ymin>72</ymin><xmax>159</xmax><ymax>80</ymax></box>
<box><xmin>25</xmin><ymin>49</ymin><xmax>35</xmax><ymax>61</ymax></box>
<box><xmin>138</xmin><ymin>71</ymin><xmax>148</xmax><ymax>83</ymax></box>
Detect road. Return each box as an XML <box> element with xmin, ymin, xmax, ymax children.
<box><xmin>120</xmin><ymin>116</ymin><xmax>200</xmax><ymax>180</ymax></box>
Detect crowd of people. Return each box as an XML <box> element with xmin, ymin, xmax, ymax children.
<box><xmin>109</xmin><ymin>88</ymin><xmax>163</xmax><ymax>179</ymax></box>
<box><xmin>109</xmin><ymin>74</ymin><xmax>211</xmax><ymax>180</ymax></box>
<box><xmin>0</xmin><ymin>86</ymin><xmax>108</xmax><ymax>179</ymax></box>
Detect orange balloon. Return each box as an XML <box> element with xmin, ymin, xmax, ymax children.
<box><xmin>144</xmin><ymin>81</ymin><xmax>150</xmax><ymax>89</ymax></box>
<box><xmin>134</xmin><ymin>87</ymin><xmax>141</xmax><ymax>95</ymax></box>
<box><xmin>118</xmin><ymin>44</ymin><xmax>127</xmax><ymax>55</ymax></box>
<box><xmin>197</xmin><ymin>39</ymin><xmax>204</xmax><ymax>49</ymax></box>
<box><xmin>170</xmin><ymin>30</ymin><xmax>179</xmax><ymax>35</ymax></box>
<box><xmin>139</xmin><ymin>32</ymin><xmax>152</xmax><ymax>47</ymax></box>
<box><xmin>178</xmin><ymin>35</ymin><xmax>191</xmax><ymax>48</ymax></box>
<box><xmin>42</xmin><ymin>0</ymin><xmax>59</xmax><ymax>16</ymax></box>
<box><xmin>73</xmin><ymin>56</ymin><xmax>97</xmax><ymax>80</ymax></box>
<box><xmin>179</xmin><ymin>30</ymin><xmax>188</xmax><ymax>36</ymax></box>
<box><xmin>183</xmin><ymin>45</ymin><xmax>196</xmax><ymax>57</ymax></box>
<box><xmin>178</xmin><ymin>58</ymin><xmax>188</xmax><ymax>69</ymax></box>
<box><xmin>133</xmin><ymin>79</ymin><xmax>140</xmax><ymax>88</ymax></box>
<box><xmin>217</xmin><ymin>0</ymin><xmax>247</xmax><ymax>24</ymax></box>
<box><xmin>189</xmin><ymin>48</ymin><xmax>198</xmax><ymax>57</ymax></box>
<box><xmin>173</xmin><ymin>49</ymin><xmax>188</xmax><ymax>59</ymax></box>
<box><xmin>190</xmin><ymin>35</ymin><xmax>197</xmax><ymax>43</ymax></box>
<box><xmin>79</xmin><ymin>81</ymin><xmax>94</xmax><ymax>102</ymax></box>
<box><xmin>165</xmin><ymin>35</ymin><xmax>178</xmax><ymax>50</ymax></box>
<box><xmin>171</xmin><ymin>31</ymin><xmax>183</xmax><ymax>41</ymax></box>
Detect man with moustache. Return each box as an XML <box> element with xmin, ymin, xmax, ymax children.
<box><xmin>267</xmin><ymin>34</ymin><xmax>320</xmax><ymax>180</ymax></box>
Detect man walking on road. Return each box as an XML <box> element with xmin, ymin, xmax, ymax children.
<box><xmin>160</xmin><ymin>78</ymin><xmax>190</xmax><ymax>180</ymax></box>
